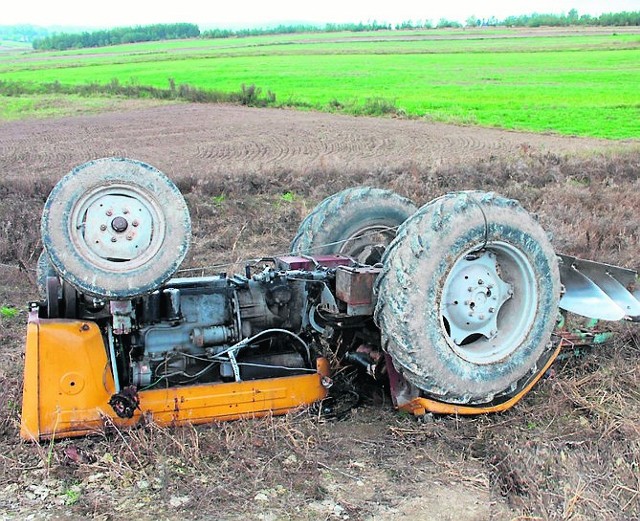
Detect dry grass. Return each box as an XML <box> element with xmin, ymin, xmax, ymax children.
<box><xmin>0</xmin><ymin>149</ymin><xmax>639</xmax><ymax>519</ymax></box>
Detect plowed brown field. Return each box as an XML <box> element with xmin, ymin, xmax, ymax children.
<box><xmin>0</xmin><ymin>103</ymin><xmax>627</xmax><ymax>184</ymax></box>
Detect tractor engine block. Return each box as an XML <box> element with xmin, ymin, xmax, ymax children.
<box><xmin>129</xmin><ymin>268</ymin><xmax>308</xmax><ymax>388</ymax></box>
<box><xmin>41</xmin><ymin>254</ymin><xmax>378</xmax><ymax>396</ymax></box>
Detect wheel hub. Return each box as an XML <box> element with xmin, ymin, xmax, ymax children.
<box><xmin>442</xmin><ymin>251</ymin><xmax>512</xmax><ymax>344</ymax></box>
<box><xmin>339</xmin><ymin>225</ymin><xmax>396</xmax><ymax>265</ymax></box>
<box><xmin>111</xmin><ymin>216</ymin><xmax>128</xmax><ymax>233</ymax></box>
<box><xmin>439</xmin><ymin>243</ymin><xmax>538</xmax><ymax>365</ymax></box>
<box><xmin>80</xmin><ymin>193</ymin><xmax>154</xmax><ymax>261</ymax></box>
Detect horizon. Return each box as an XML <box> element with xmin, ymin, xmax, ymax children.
<box><xmin>3</xmin><ymin>0</ymin><xmax>639</xmax><ymax>30</ymax></box>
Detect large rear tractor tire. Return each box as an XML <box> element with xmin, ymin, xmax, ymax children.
<box><xmin>42</xmin><ymin>158</ymin><xmax>191</xmax><ymax>299</ymax></box>
<box><xmin>375</xmin><ymin>191</ymin><xmax>561</xmax><ymax>405</ymax></box>
<box><xmin>290</xmin><ymin>187</ymin><xmax>417</xmax><ymax>265</ymax></box>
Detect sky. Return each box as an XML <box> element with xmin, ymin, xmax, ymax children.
<box><xmin>2</xmin><ymin>0</ymin><xmax>639</xmax><ymax>28</ymax></box>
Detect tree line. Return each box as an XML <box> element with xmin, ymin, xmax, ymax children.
<box><xmin>0</xmin><ymin>24</ymin><xmax>49</xmax><ymax>42</ymax></box>
<box><xmin>201</xmin><ymin>21</ymin><xmax>394</xmax><ymax>39</ymax></box>
<box><xmin>201</xmin><ymin>19</ymin><xmax>469</xmax><ymax>38</ymax></box>
<box><xmin>502</xmin><ymin>9</ymin><xmax>640</xmax><ymax>27</ymax></box>
<box><xmin>6</xmin><ymin>9</ymin><xmax>639</xmax><ymax>51</ymax></box>
<box><xmin>202</xmin><ymin>11</ymin><xmax>639</xmax><ymax>39</ymax></box>
<box><xmin>31</xmin><ymin>23</ymin><xmax>199</xmax><ymax>50</ymax></box>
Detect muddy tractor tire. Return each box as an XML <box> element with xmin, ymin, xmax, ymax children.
<box><xmin>290</xmin><ymin>187</ymin><xmax>417</xmax><ymax>265</ymax></box>
<box><xmin>41</xmin><ymin>158</ymin><xmax>191</xmax><ymax>299</ymax></box>
<box><xmin>375</xmin><ymin>191</ymin><xmax>561</xmax><ymax>405</ymax></box>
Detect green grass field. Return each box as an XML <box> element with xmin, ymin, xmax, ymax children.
<box><xmin>1</xmin><ymin>28</ymin><xmax>639</xmax><ymax>138</ymax></box>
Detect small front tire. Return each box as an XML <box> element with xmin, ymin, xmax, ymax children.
<box><xmin>42</xmin><ymin>158</ymin><xmax>191</xmax><ymax>299</ymax></box>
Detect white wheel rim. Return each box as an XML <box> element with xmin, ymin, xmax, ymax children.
<box><xmin>69</xmin><ymin>183</ymin><xmax>166</xmax><ymax>273</ymax></box>
<box><xmin>440</xmin><ymin>242</ymin><xmax>537</xmax><ymax>364</ymax></box>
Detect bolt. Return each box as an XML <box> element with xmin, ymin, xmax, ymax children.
<box><xmin>478</xmin><ymin>279</ymin><xmax>484</xmax><ymax>285</ymax></box>
<box><xmin>81</xmin><ymin>323</ymin><xmax>90</xmax><ymax>331</ymax></box>
<box><xmin>123</xmin><ymin>209</ymin><xmax>130</xmax><ymax>215</ymax></box>
<box><xmin>111</xmin><ymin>237</ymin><xmax>117</xmax><ymax>242</ymax></box>
<box><xmin>132</xmin><ymin>220</ymin><xmax>139</xmax><ymax>227</ymax></box>
<box><xmin>321</xmin><ymin>376</ymin><xmax>333</xmax><ymax>389</ymax></box>
<box><xmin>126</xmin><ymin>234</ymin><xmax>133</xmax><ymax>241</ymax></box>
<box><xmin>100</xmin><ymin>224</ymin><xmax>107</xmax><ymax>231</ymax></box>
<box><xmin>106</xmin><ymin>210</ymin><xmax>113</xmax><ymax>216</ymax></box>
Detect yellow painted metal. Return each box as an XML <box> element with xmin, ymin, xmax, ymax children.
<box><xmin>398</xmin><ymin>341</ymin><xmax>564</xmax><ymax>416</ymax></box>
<box><xmin>20</xmin><ymin>314</ymin><xmax>566</xmax><ymax>440</ymax></box>
<box><xmin>21</xmin><ymin>317</ymin><xmax>330</xmax><ymax>441</ymax></box>
<box><xmin>20</xmin><ymin>317</ymin><xmax>116</xmax><ymax>440</ymax></box>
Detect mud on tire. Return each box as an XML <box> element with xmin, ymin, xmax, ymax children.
<box><xmin>42</xmin><ymin>158</ymin><xmax>191</xmax><ymax>299</ymax></box>
<box><xmin>375</xmin><ymin>191</ymin><xmax>561</xmax><ymax>405</ymax></box>
<box><xmin>290</xmin><ymin>187</ymin><xmax>417</xmax><ymax>264</ymax></box>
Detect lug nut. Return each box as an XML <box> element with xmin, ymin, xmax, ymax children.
<box><xmin>111</xmin><ymin>237</ymin><xmax>117</xmax><ymax>242</ymax></box>
<box><xmin>489</xmin><ymin>307</ymin><xmax>495</xmax><ymax>313</ymax></box>
<box><xmin>478</xmin><ymin>279</ymin><xmax>484</xmax><ymax>285</ymax></box>
<box><xmin>106</xmin><ymin>210</ymin><xmax>113</xmax><ymax>216</ymax></box>
<box><xmin>100</xmin><ymin>224</ymin><xmax>107</xmax><ymax>231</ymax></box>
<box><xmin>132</xmin><ymin>220</ymin><xmax>139</xmax><ymax>227</ymax></box>
<box><xmin>126</xmin><ymin>234</ymin><xmax>133</xmax><ymax>241</ymax></box>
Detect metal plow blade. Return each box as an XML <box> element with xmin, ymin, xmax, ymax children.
<box><xmin>558</xmin><ymin>254</ymin><xmax>640</xmax><ymax>322</ymax></box>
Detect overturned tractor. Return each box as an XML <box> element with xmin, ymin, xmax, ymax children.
<box><xmin>21</xmin><ymin>158</ymin><xmax>639</xmax><ymax>441</ymax></box>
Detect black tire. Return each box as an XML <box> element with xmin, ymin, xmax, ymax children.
<box><xmin>290</xmin><ymin>187</ymin><xmax>417</xmax><ymax>264</ymax></box>
<box><xmin>42</xmin><ymin>158</ymin><xmax>191</xmax><ymax>299</ymax></box>
<box><xmin>36</xmin><ymin>250</ymin><xmax>57</xmax><ymax>300</ymax></box>
<box><xmin>375</xmin><ymin>191</ymin><xmax>561</xmax><ymax>405</ymax></box>
<box><xmin>46</xmin><ymin>276</ymin><xmax>61</xmax><ymax>319</ymax></box>
<box><xmin>37</xmin><ymin>251</ymin><xmax>79</xmax><ymax>318</ymax></box>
